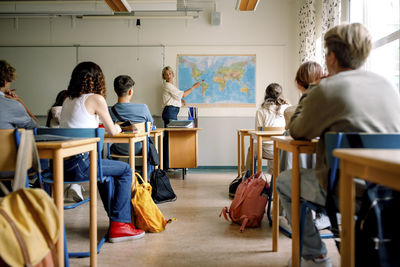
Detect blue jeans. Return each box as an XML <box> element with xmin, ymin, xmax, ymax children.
<box><xmin>276</xmin><ymin>169</ymin><xmax>327</xmax><ymax>260</ymax></box>
<box><xmin>162</xmin><ymin>105</ymin><xmax>179</xmax><ymax>127</ymax></box>
<box><xmin>64</xmin><ymin>154</ymin><xmax>132</xmax><ymax>223</ymax></box>
<box><xmin>162</xmin><ymin>105</ymin><xmax>179</xmax><ymax>169</ymax></box>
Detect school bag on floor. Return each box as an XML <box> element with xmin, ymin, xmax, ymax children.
<box><xmin>355</xmin><ymin>183</ymin><xmax>400</xmax><ymax>267</ymax></box>
<box><xmin>220</xmin><ymin>171</ymin><xmax>269</xmax><ymax>232</ymax></box>
<box><xmin>131</xmin><ymin>172</ymin><xmax>175</xmax><ymax>233</ymax></box>
<box><xmin>150</xmin><ymin>169</ymin><xmax>177</xmax><ymax>204</ymax></box>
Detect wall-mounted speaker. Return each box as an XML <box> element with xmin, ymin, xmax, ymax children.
<box><xmin>211</xmin><ymin>12</ymin><xmax>221</xmax><ymax>26</ymax></box>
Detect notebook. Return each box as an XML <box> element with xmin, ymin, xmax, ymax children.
<box><xmin>166</xmin><ymin>120</ymin><xmax>194</xmax><ymax>128</ymax></box>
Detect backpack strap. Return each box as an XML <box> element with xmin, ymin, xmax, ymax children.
<box><xmin>0</xmin><ymin>207</ymin><xmax>33</xmax><ymax>267</ymax></box>
<box><xmin>219</xmin><ymin>207</ymin><xmax>230</xmax><ymax>222</ymax></box>
<box><xmin>111</xmin><ymin>106</ymin><xmax>126</xmax><ymax>122</ymax></box>
<box><xmin>239</xmin><ymin>215</ymin><xmax>249</xmax><ymax>233</ymax></box>
<box><xmin>18</xmin><ymin>189</ymin><xmax>58</xmax><ymax>267</ymax></box>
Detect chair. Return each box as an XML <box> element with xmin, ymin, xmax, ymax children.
<box><xmin>107</xmin><ymin>121</ymin><xmax>154</xmax><ymax>171</ymax></box>
<box><xmin>250</xmin><ymin>126</ymin><xmax>285</xmax><ymax>226</ymax></box>
<box><xmin>0</xmin><ymin>129</ymin><xmax>33</xmax><ymax>192</ymax></box>
<box><xmin>34</xmin><ymin>127</ymin><xmax>111</xmax><ymax>259</ymax></box>
<box><xmin>298</xmin><ymin>132</ymin><xmax>400</xmax><ymax>264</ymax></box>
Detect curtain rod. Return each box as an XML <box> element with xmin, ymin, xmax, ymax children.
<box><xmin>0</xmin><ymin>43</ymin><xmax>286</xmax><ymax>48</ymax></box>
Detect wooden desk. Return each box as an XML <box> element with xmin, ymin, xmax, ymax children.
<box><xmin>162</xmin><ymin>128</ymin><xmax>201</xmax><ymax>178</ymax></box>
<box><xmin>104</xmin><ymin>132</ymin><xmax>148</xmax><ymax>182</ymax></box>
<box><xmin>333</xmin><ymin>148</ymin><xmax>400</xmax><ymax>267</ymax></box>
<box><xmin>271</xmin><ymin>136</ymin><xmax>318</xmax><ymax>267</ymax></box>
<box><xmin>249</xmin><ymin>130</ymin><xmax>285</xmax><ymax>174</ymax></box>
<box><xmin>150</xmin><ymin>129</ymin><xmax>164</xmax><ymax>170</ymax></box>
<box><xmin>36</xmin><ymin>138</ymin><xmax>99</xmax><ymax>267</ymax></box>
<box><xmin>236</xmin><ymin>129</ymin><xmax>253</xmax><ymax>177</ymax></box>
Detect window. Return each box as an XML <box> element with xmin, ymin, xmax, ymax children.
<box><xmin>350</xmin><ymin>0</ymin><xmax>400</xmax><ymax>91</ymax></box>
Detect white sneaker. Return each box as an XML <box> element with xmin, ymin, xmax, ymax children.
<box><xmin>314</xmin><ymin>213</ymin><xmax>331</xmax><ymax>230</ymax></box>
<box><xmin>288</xmin><ymin>257</ymin><xmax>332</xmax><ymax>267</ymax></box>
<box><xmin>279</xmin><ymin>216</ymin><xmax>292</xmax><ymax>232</ymax></box>
<box><xmin>68</xmin><ymin>184</ymin><xmax>84</xmax><ymax>202</ymax></box>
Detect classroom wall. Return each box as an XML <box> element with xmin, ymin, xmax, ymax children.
<box><xmin>0</xmin><ymin>0</ymin><xmax>299</xmax><ymax>166</ymax></box>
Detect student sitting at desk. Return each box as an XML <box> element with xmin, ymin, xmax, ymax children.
<box><xmin>46</xmin><ymin>89</ymin><xmax>85</xmax><ymax>203</ymax></box>
<box><xmin>60</xmin><ymin>61</ymin><xmax>145</xmax><ymax>243</ymax></box>
<box><xmin>244</xmin><ymin>83</ymin><xmax>289</xmax><ymax>175</ymax></box>
<box><xmin>276</xmin><ymin>23</ymin><xmax>400</xmax><ymax>266</ymax></box>
<box><xmin>109</xmin><ymin>75</ymin><xmax>154</xmax><ymax>156</ymax></box>
<box><xmin>0</xmin><ymin>60</ymin><xmax>38</xmax><ymax>129</ymax></box>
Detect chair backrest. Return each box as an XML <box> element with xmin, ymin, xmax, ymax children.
<box><xmin>257</xmin><ymin>126</ymin><xmax>285</xmax><ymax>131</ymax></box>
<box><xmin>133</xmin><ymin>122</ymin><xmax>151</xmax><ymax>134</ymax></box>
<box><xmin>325</xmin><ymin>132</ymin><xmax>400</xmax><ymax>190</ymax></box>
<box><xmin>0</xmin><ymin>129</ymin><xmax>20</xmax><ymax>172</ymax></box>
<box><xmin>0</xmin><ymin>129</ymin><xmax>33</xmax><ymax>172</ymax></box>
<box><xmin>35</xmin><ymin>128</ymin><xmax>105</xmax><ymax>178</ymax></box>
<box><xmin>0</xmin><ymin>129</ymin><xmax>35</xmax><ymax>190</ymax></box>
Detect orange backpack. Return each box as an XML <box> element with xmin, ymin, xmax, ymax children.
<box><xmin>220</xmin><ymin>171</ymin><xmax>269</xmax><ymax>232</ymax></box>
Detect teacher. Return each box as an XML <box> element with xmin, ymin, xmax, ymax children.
<box><xmin>161</xmin><ymin>66</ymin><xmax>201</xmax><ymax>127</ymax></box>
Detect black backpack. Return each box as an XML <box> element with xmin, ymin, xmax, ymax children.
<box><xmin>149</xmin><ymin>169</ymin><xmax>177</xmax><ymax>204</ymax></box>
<box><xmin>355</xmin><ymin>184</ymin><xmax>400</xmax><ymax>267</ymax></box>
<box><xmin>229</xmin><ymin>170</ymin><xmax>250</xmax><ymax>198</ymax></box>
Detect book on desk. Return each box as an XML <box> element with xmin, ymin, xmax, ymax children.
<box><xmin>166</xmin><ymin>120</ymin><xmax>194</xmax><ymax>128</ymax></box>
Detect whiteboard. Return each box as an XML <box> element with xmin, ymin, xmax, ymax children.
<box><xmin>0</xmin><ymin>45</ymin><xmax>285</xmax><ymax>118</ymax></box>
<box><xmin>0</xmin><ymin>46</ymin><xmax>164</xmax><ymax>116</ymax></box>
<box><xmin>0</xmin><ymin>47</ymin><xmax>75</xmax><ymax>115</ymax></box>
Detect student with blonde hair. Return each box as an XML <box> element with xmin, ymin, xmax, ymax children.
<box><xmin>284</xmin><ymin>61</ymin><xmax>325</xmax><ymax>129</ymax></box>
<box><xmin>277</xmin><ymin>23</ymin><xmax>400</xmax><ymax>267</ymax></box>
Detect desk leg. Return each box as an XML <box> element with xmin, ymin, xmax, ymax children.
<box><xmin>292</xmin><ymin>151</ymin><xmax>300</xmax><ymax>267</ymax></box>
<box><xmin>257</xmin><ymin>135</ymin><xmax>262</xmax><ymax>173</ymax></box>
<box><xmin>89</xmin><ymin>149</ymin><xmax>97</xmax><ymax>267</ymax></box>
<box><xmin>340</xmin><ymin>162</ymin><xmax>355</xmax><ymax>267</ymax></box>
<box><xmin>129</xmin><ymin>139</ymin><xmax>135</xmax><ymax>185</ymax></box>
<box><xmin>53</xmin><ymin>151</ymin><xmax>64</xmax><ymax>267</ymax></box>
<box><xmin>241</xmin><ymin>134</ymin><xmax>245</xmax><ymax>174</ymax></box>
<box><xmin>250</xmin><ymin>137</ymin><xmax>254</xmax><ymax>174</ymax></box>
<box><xmin>142</xmin><ymin>137</ymin><xmax>148</xmax><ymax>182</ymax></box>
<box><xmin>237</xmin><ymin>131</ymin><xmax>241</xmax><ymax>177</ymax></box>
<box><xmin>272</xmin><ymin>141</ymin><xmax>280</xmax><ymax>252</ymax></box>
<box><xmin>159</xmin><ymin>133</ymin><xmax>163</xmax><ymax>170</ymax></box>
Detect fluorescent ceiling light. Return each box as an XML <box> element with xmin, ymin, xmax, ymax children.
<box><xmin>130</xmin><ymin>0</ymin><xmax>177</xmax><ymax>11</ymax></box>
<box><xmin>235</xmin><ymin>0</ymin><xmax>259</xmax><ymax>11</ymax></box>
<box><xmin>104</xmin><ymin>0</ymin><xmax>132</xmax><ymax>12</ymax></box>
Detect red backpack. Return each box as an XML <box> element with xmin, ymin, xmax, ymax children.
<box><xmin>220</xmin><ymin>171</ymin><xmax>269</xmax><ymax>232</ymax></box>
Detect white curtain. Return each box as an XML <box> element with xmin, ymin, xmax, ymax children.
<box><xmin>320</xmin><ymin>0</ymin><xmax>342</xmax><ymax>66</ymax></box>
<box><xmin>298</xmin><ymin>0</ymin><xmax>316</xmax><ymax>63</ymax></box>
<box><xmin>298</xmin><ymin>0</ymin><xmax>342</xmax><ymax>65</ymax></box>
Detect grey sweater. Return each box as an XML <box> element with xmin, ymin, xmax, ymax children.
<box><xmin>289</xmin><ymin>69</ymin><xmax>400</xmax><ymax>191</ymax></box>
<box><xmin>0</xmin><ymin>92</ymin><xmax>38</xmax><ymax>129</ymax></box>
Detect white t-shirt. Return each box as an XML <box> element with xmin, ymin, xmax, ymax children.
<box><xmin>60</xmin><ymin>94</ymin><xmax>99</xmax><ymax>128</ymax></box>
<box><xmin>255</xmin><ymin>104</ymin><xmax>290</xmax><ymax>144</ymax></box>
<box><xmin>162</xmin><ymin>82</ymin><xmax>184</xmax><ymax>108</ymax></box>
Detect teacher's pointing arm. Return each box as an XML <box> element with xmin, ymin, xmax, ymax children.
<box><xmin>182</xmin><ymin>80</ymin><xmax>202</xmax><ymax>97</ymax></box>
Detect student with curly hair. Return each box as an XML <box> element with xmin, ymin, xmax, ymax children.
<box><xmin>60</xmin><ymin>61</ymin><xmax>145</xmax><ymax>242</ymax></box>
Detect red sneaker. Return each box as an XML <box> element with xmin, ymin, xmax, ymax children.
<box><xmin>109</xmin><ymin>221</ymin><xmax>145</xmax><ymax>243</ymax></box>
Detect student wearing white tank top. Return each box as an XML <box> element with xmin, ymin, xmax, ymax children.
<box><xmin>60</xmin><ymin>61</ymin><xmax>144</xmax><ymax>243</ymax></box>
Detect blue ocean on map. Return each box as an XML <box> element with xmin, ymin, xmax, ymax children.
<box><xmin>177</xmin><ymin>55</ymin><xmax>256</xmax><ymax>105</ymax></box>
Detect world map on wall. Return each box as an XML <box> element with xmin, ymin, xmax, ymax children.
<box><xmin>177</xmin><ymin>55</ymin><xmax>256</xmax><ymax>105</ymax></box>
